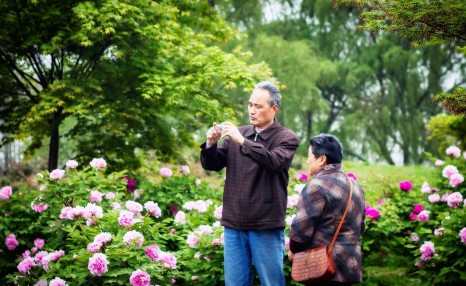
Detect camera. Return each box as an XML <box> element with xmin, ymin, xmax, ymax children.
<box><xmin>214</xmin><ymin>125</ymin><xmax>224</xmax><ymax>133</ymax></box>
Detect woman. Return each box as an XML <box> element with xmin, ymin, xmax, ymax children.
<box><xmin>289</xmin><ymin>134</ymin><xmax>366</xmax><ymax>285</ymax></box>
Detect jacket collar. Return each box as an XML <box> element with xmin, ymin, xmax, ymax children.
<box><xmin>243</xmin><ymin>118</ymin><xmax>281</xmax><ymax>140</ymax></box>
<box><xmin>313</xmin><ymin>163</ymin><xmax>343</xmax><ymax>178</ymax></box>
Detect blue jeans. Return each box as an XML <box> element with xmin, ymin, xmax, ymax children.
<box><xmin>224</xmin><ymin>227</ymin><xmax>286</xmax><ymax>286</ymax></box>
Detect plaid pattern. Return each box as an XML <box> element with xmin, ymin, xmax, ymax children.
<box><xmin>200</xmin><ymin>119</ymin><xmax>299</xmax><ymax>230</ymax></box>
<box><xmin>290</xmin><ymin>164</ymin><xmax>366</xmax><ymax>283</ymax></box>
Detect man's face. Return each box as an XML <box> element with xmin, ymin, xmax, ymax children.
<box><xmin>306</xmin><ymin>146</ymin><xmax>325</xmax><ymax>175</ymax></box>
<box><xmin>248</xmin><ymin>88</ymin><xmax>278</xmax><ymax>129</ymax></box>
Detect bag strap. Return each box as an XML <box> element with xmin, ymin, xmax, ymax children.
<box><xmin>327</xmin><ymin>178</ymin><xmax>353</xmax><ymax>254</ymax></box>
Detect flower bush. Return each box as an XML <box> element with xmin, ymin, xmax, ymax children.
<box><xmin>1</xmin><ymin>150</ymin><xmax>465</xmax><ymax>285</ymax></box>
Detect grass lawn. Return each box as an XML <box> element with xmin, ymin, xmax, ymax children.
<box><xmin>342</xmin><ymin>160</ymin><xmax>437</xmax><ymax>204</ymax></box>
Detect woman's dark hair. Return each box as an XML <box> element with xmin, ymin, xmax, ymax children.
<box><xmin>310</xmin><ymin>134</ymin><xmax>343</xmax><ymax>164</ymax></box>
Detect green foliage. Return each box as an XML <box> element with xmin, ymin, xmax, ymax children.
<box><xmin>334</xmin><ymin>0</ymin><xmax>466</xmax><ymax>116</ymax></box>
<box><xmin>0</xmin><ymin>0</ymin><xmax>270</xmax><ymax>171</ymax></box>
<box><xmin>426</xmin><ymin>114</ymin><xmax>466</xmax><ymax>154</ymax></box>
<box><xmin>334</xmin><ymin>0</ymin><xmax>466</xmax><ymax>47</ymax></box>
<box><xmin>434</xmin><ymin>87</ymin><xmax>466</xmax><ymax>116</ymax></box>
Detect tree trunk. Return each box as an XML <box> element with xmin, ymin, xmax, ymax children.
<box><xmin>47</xmin><ymin>108</ymin><xmax>62</xmax><ymax>171</ymax></box>
<box><xmin>306</xmin><ymin>110</ymin><xmax>312</xmax><ymax>142</ymax></box>
<box><xmin>4</xmin><ymin>143</ymin><xmax>11</xmax><ymax>170</ymax></box>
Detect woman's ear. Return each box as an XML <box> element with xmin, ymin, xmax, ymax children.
<box><xmin>319</xmin><ymin>155</ymin><xmax>327</xmax><ymax>166</ymax></box>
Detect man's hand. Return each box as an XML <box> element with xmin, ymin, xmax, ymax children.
<box><xmin>221</xmin><ymin>122</ymin><xmax>245</xmax><ymax>145</ymax></box>
<box><xmin>206</xmin><ymin>122</ymin><xmax>222</xmax><ymax>146</ymax></box>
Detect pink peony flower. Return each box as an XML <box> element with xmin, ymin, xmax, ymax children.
<box><xmin>399</xmin><ymin>180</ymin><xmax>413</xmax><ymax>192</ymax></box>
<box><xmin>285</xmin><ymin>236</ymin><xmax>290</xmax><ymax>251</ymax></box>
<box><xmin>5</xmin><ymin>234</ymin><xmax>19</xmax><ymax>250</ymax></box>
<box><xmin>34</xmin><ymin>251</ymin><xmax>49</xmax><ymax>265</ymax></box>
<box><xmin>90</xmin><ymin>158</ymin><xmax>107</xmax><ymax>169</ymax></box>
<box><xmin>434</xmin><ymin>160</ymin><xmax>444</xmax><ymax>167</ymax></box>
<box><xmin>409</xmin><ymin>213</ymin><xmax>418</xmax><ymax>221</ymax></box>
<box><xmin>105</xmin><ymin>192</ymin><xmax>116</xmax><ymax>199</ymax></box>
<box><xmin>449</xmin><ymin>173</ymin><xmax>464</xmax><ymax>188</ymax></box>
<box><xmin>94</xmin><ymin>233</ymin><xmax>112</xmax><ymax>245</ymax></box>
<box><xmin>17</xmin><ymin>257</ymin><xmax>35</xmax><ymax>273</ymax></box>
<box><xmin>145</xmin><ymin>245</ymin><xmax>161</xmax><ymax>262</ymax></box>
<box><xmin>87</xmin><ymin>242</ymin><xmax>102</xmax><ymax>253</ymax></box>
<box><xmin>287</xmin><ymin>194</ymin><xmax>299</xmax><ymax>208</ymax></box>
<box><xmin>412</xmin><ymin>204</ymin><xmax>424</xmax><ymax>214</ymax></box>
<box><xmin>428</xmin><ymin>193</ymin><xmax>441</xmax><ymax>203</ymax></box>
<box><xmin>195</xmin><ymin>179</ymin><xmax>201</xmax><ymax>185</ymax></box>
<box><xmin>129</xmin><ymin>269</ymin><xmax>151</xmax><ymax>286</ymax></box>
<box><xmin>460</xmin><ymin>227</ymin><xmax>466</xmax><ymax>244</ymax></box>
<box><xmin>31</xmin><ymin>202</ymin><xmax>48</xmax><ymax>213</ymax></box>
<box><xmin>347</xmin><ymin>172</ymin><xmax>357</xmax><ymax>181</ymax></box>
<box><xmin>411</xmin><ymin>233</ymin><xmax>419</xmax><ymax>242</ymax></box>
<box><xmin>85</xmin><ymin>203</ymin><xmax>103</xmax><ymax>218</ymax></box>
<box><xmin>214</xmin><ymin>206</ymin><xmax>223</xmax><ymax>219</ymax></box>
<box><xmin>220</xmin><ymin>233</ymin><xmax>224</xmax><ymax>245</ymax></box>
<box><xmin>65</xmin><ymin>160</ymin><xmax>78</xmax><ymax>169</ymax></box>
<box><xmin>186</xmin><ymin>234</ymin><xmax>200</xmax><ymax>248</ymax></box>
<box><xmin>159</xmin><ymin>251</ymin><xmax>177</xmax><ymax>269</ymax></box>
<box><xmin>49</xmin><ymin>169</ymin><xmax>65</xmax><ymax>180</ymax></box>
<box><xmin>89</xmin><ymin>190</ymin><xmax>104</xmax><ymax>202</ymax></box>
<box><xmin>198</xmin><ymin>225</ymin><xmax>214</xmax><ymax>235</ymax></box>
<box><xmin>123</xmin><ymin>176</ymin><xmax>136</xmax><ymax>193</ymax></box>
<box><xmin>59</xmin><ymin>206</ymin><xmax>74</xmax><ymax>220</ymax></box>
<box><xmin>192</xmin><ymin>276</ymin><xmax>199</xmax><ymax>280</ymax></box>
<box><xmin>118</xmin><ymin>210</ymin><xmax>135</xmax><ymax>227</ymax></box>
<box><xmin>144</xmin><ymin>201</ymin><xmax>162</xmax><ymax>218</ymax></box>
<box><xmin>447</xmin><ymin>192</ymin><xmax>463</xmax><ymax>208</ymax></box>
<box><xmin>294</xmin><ymin>183</ymin><xmax>305</xmax><ymax>193</ymax></box>
<box><xmin>441</xmin><ymin>192</ymin><xmax>451</xmax><ymax>202</ymax></box>
<box><xmin>183</xmin><ymin>200</ymin><xmax>209</xmax><ymax>213</ymax></box>
<box><xmin>434</xmin><ymin>228</ymin><xmax>444</xmax><ymax>236</ymax></box>
<box><xmin>180</xmin><ymin>165</ymin><xmax>190</xmax><ymax>175</ymax></box>
<box><xmin>298</xmin><ymin>173</ymin><xmax>308</xmax><ymax>181</ymax></box>
<box><xmin>420</xmin><ymin>241</ymin><xmax>435</xmax><ymax>261</ymax></box>
<box><xmin>0</xmin><ymin>186</ymin><xmax>13</xmax><ymax>200</ymax></box>
<box><xmin>34</xmin><ymin>238</ymin><xmax>45</xmax><ymax>249</ymax></box>
<box><xmin>446</xmin><ymin>146</ymin><xmax>461</xmax><ymax>158</ymax></box>
<box><xmin>123</xmin><ymin>230</ymin><xmax>144</xmax><ymax>248</ymax></box>
<box><xmin>111</xmin><ymin>202</ymin><xmax>121</xmax><ymax>209</ymax></box>
<box><xmin>159</xmin><ymin>167</ymin><xmax>173</xmax><ymax>178</ymax></box>
<box><xmin>420</xmin><ymin>182</ymin><xmax>431</xmax><ymax>194</ymax></box>
<box><xmin>49</xmin><ymin>277</ymin><xmax>68</xmax><ymax>286</ymax></box>
<box><xmin>365</xmin><ymin>206</ymin><xmax>380</xmax><ymax>221</ymax></box>
<box><xmin>442</xmin><ymin>165</ymin><xmax>458</xmax><ymax>179</ymax></box>
<box><xmin>417</xmin><ymin>210</ymin><xmax>430</xmax><ymax>222</ymax></box>
<box><xmin>126</xmin><ymin>200</ymin><xmax>143</xmax><ymax>214</ymax></box>
<box><xmin>34</xmin><ymin>280</ymin><xmax>48</xmax><ymax>286</ymax></box>
<box><xmin>174</xmin><ymin>211</ymin><xmax>186</xmax><ymax>224</ymax></box>
<box><xmin>88</xmin><ymin>253</ymin><xmax>109</xmax><ymax>276</ymax></box>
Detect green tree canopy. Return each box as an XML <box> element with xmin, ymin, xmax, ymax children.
<box><xmin>0</xmin><ymin>0</ymin><xmax>270</xmax><ymax>171</ymax></box>
<box><xmin>334</xmin><ymin>0</ymin><xmax>466</xmax><ymax>115</ymax></box>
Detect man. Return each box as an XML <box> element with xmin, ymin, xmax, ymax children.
<box><xmin>200</xmin><ymin>81</ymin><xmax>299</xmax><ymax>286</ymax></box>
<box><xmin>289</xmin><ymin>134</ymin><xmax>365</xmax><ymax>285</ymax></box>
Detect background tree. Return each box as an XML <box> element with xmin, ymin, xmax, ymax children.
<box><xmin>334</xmin><ymin>0</ymin><xmax>466</xmax><ymax>115</ymax></box>
<box><xmin>214</xmin><ymin>0</ymin><xmax>463</xmax><ymax>164</ymax></box>
<box><xmin>0</xmin><ymin>0</ymin><xmax>270</xmax><ymax>172</ymax></box>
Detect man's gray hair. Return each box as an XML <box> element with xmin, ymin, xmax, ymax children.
<box><xmin>254</xmin><ymin>81</ymin><xmax>281</xmax><ymax>107</ymax></box>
